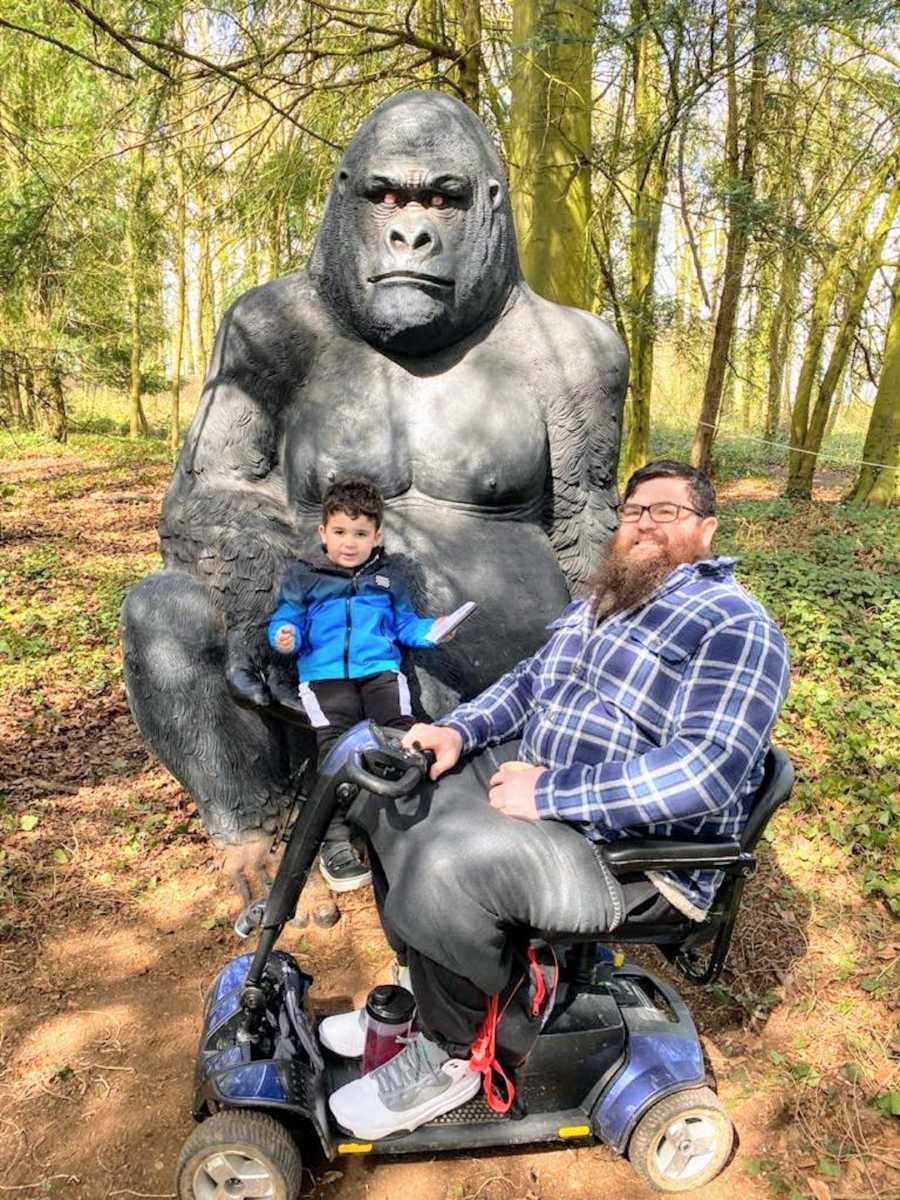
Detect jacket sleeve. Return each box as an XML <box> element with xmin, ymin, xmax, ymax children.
<box><xmin>267</xmin><ymin>565</ymin><xmax>310</xmax><ymax>655</ymax></box>
<box><xmin>534</xmin><ymin>616</ymin><xmax>790</xmax><ymax>832</ymax></box>
<box><xmin>390</xmin><ymin>578</ymin><xmax>436</xmax><ymax>648</ymax></box>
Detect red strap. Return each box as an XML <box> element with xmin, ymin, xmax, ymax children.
<box><xmin>527</xmin><ymin>946</ymin><xmax>547</xmax><ymax>1017</ymax></box>
<box><xmin>469</xmin><ymin>994</ymin><xmax>516</xmax><ymax>1114</ymax></box>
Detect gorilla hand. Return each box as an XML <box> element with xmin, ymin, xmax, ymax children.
<box><xmin>225</xmin><ymin>629</ymin><xmax>271</xmax><ymax>709</ymax></box>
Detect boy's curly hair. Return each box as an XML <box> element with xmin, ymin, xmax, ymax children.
<box><xmin>321</xmin><ymin>477</ymin><xmax>384</xmax><ymax>528</ymax></box>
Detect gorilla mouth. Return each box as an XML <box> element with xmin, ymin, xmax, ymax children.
<box><xmin>369</xmin><ymin>270</ymin><xmax>453</xmax><ymax>288</ymax></box>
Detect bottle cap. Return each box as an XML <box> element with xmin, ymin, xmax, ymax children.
<box><xmin>365</xmin><ymin>984</ymin><xmax>416</xmax><ymax>1024</ymax></box>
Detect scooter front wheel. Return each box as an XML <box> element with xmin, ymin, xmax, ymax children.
<box><xmin>176</xmin><ymin>1109</ymin><xmax>302</xmax><ymax>1200</ymax></box>
<box><xmin>627</xmin><ymin>1086</ymin><xmax>734</xmax><ymax>1192</ymax></box>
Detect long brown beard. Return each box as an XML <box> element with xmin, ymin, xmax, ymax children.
<box><xmin>588</xmin><ymin>536</ymin><xmax>678</xmax><ymax>619</ymax></box>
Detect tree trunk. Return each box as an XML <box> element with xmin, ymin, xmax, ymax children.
<box><xmin>22</xmin><ymin>357</ymin><xmax>36</xmax><ymax>428</ymax></box>
<box><xmin>454</xmin><ymin>0</ymin><xmax>481</xmax><ymax>111</ymax></box>
<box><xmin>622</xmin><ymin>0</ymin><xmax>670</xmax><ymax>478</ymax></box>
<box><xmin>509</xmin><ymin>0</ymin><xmax>594</xmax><ymax>311</ymax></box>
<box><xmin>127</xmin><ymin>122</ymin><xmax>152</xmax><ymax>439</ymax></box>
<box><xmin>690</xmin><ymin>0</ymin><xmax>767</xmax><ymax>473</ymax></box>
<box><xmin>765</xmin><ymin>252</ymin><xmax>798</xmax><ymax>438</ymax></box>
<box><xmin>785</xmin><ymin>158</ymin><xmax>897</xmax><ymax>496</ymax></box>
<box><xmin>171</xmin><ymin>145</ymin><xmax>187</xmax><ymax>452</ymax></box>
<box><xmin>845</xmin><ymin>263</ymin><xmax>900</xmax><ymax>505</ymax></box>
<box><xmin>198</xmin><ymin>199</ymin><xmax>213</xmax><ymax>367</ymax></box>
<box><xmin>44</xmin><ymin>356</ymin><xmax>67</xmax><ymax>443</ymax></box>
<box><xmin>787</xmin><ymin>177</ymin><xmax>900</xmax><ymax>497</ymax></box>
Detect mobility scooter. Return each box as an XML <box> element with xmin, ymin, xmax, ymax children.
<box><xmin>176</xmin><ymin>721</ymin><xmax>794</xmax><ymax>1197</ymax></box>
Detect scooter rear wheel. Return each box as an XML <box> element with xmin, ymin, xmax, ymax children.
<box><xmin>175</xmin><ymin>1109</ymin><xmax>303</xmax><ymax>1200</ymax></box>
<box><xmin>627</xmin><ymin>1086</ymin><xmax>733</xmax><ymax>1192</ymax></box>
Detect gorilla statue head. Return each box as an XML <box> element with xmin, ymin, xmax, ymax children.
<box><xmin>309</xmin><ymin>91</ymin><xmax>521</xmax><ymax>357</ymax></box>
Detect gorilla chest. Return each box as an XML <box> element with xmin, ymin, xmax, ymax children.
<box><xmin>283</xmin><ymin>342</ymin><xmax>548</xmax><ymax>508</ymax></box>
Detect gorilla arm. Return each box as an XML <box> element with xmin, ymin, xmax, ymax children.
<box><xmin>161</xmin><ymin>289</ymin><xmax>304</xmax><ymax>707</ymax></box>
<box><xmin>539</xmin><ymin>306</ymin><xmax>628</xmax><ymax>590</ymax></box>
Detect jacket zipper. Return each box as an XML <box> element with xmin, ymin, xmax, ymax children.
<box><xmin>343</xmin><ymin>575</ymin><xmax>358</xmax><ymax>679</ymax></box>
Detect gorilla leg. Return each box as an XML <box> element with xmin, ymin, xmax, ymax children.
<box><xmin>121</xmin><ymin>571</ymin><xmax>303</xmax><ymax>881</ymax></box>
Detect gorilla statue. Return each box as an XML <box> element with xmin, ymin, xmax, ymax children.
<box><xmin>121</xmin><ymin>91</ymin><xmax>627</xmax><ymax>893</ymax></box>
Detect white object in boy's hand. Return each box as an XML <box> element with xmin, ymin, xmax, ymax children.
<box><xmin>274</xmin><ymin>624</ymin><xmax>296</xmax><ymax>653</ymax></box>
<box><xmin>428</xmin><ymin>602</ymin><xmax>478</xmax><ymax>644</ymax></box>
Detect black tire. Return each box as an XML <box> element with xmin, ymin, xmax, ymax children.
<box><xmin>175</xmin><ymin>1110</ymin><xmax>303</xmax><ymax>1200</ymax></box>
<box><xmin>626</xmin><ymin>1086</ymin><xmax>733</xmax><ymax>1193</ymax></box>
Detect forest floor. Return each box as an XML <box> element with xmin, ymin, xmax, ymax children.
<box><xmin>1</xmin><ymin>432</ymin><xmax>898</xmax><ymax>1200</ymax></box>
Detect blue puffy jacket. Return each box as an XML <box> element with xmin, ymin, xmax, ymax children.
<box><xmin>268</xmin><ymin>550</ymin><xmax>436</xmax><ymax>681</ymax></box>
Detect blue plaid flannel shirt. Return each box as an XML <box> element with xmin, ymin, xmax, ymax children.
<box><xmin>441</xmin><ymin>557</ymin><xmax>790</xmax><ymax>917</ymax></box>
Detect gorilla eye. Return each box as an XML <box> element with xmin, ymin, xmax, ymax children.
<box><xmin>382</xmin><ymin>191</ymin><xmax>398</xmax><ymax>207</ymax></box>
<box><xmin>429</xmin><ymin>193</ymin><xmax>446</xmax><ymax>208</ymax></box>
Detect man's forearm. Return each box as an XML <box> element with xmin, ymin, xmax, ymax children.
<box><xmin>534</xmin><ymin>733</ymin><xmax>758</xmax><ymax>832</ymax></box>
<box><xmin>439</xmin><ymin>658</ymin><xmax>538</xmax><ymax>754</ymax></box>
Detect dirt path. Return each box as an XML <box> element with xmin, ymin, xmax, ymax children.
<box><xmin>1</xmin><ymin>448</ymin><xmax>897</xmax><ymax>1200</ymax></box>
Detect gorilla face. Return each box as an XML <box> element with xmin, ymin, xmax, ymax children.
<box><xmin>310</xmin><ymin>92</ymin><xmax>521</xmax><ymax>357</ymax></box>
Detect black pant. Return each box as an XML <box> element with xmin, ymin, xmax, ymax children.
<box><xmin>301</xmin><ymin>671</ymin><xmax>415</xmax><ymax>844</ymax></box>
<box><xmin>348</xmin><ymin>740</ymin><xmax>631</xmax><ymax>1055</ymax></box>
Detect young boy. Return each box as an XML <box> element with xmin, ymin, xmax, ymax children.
<box><xmin>268</xmin><ymin>477</ymin><xmax>441</xmax><ymax>892</ymax></box>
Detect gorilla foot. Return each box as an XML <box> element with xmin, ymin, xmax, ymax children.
<box><xmin>219</xmin><ymin>833</ymin><xmax>277</xmax><ymax>907</ymax></box>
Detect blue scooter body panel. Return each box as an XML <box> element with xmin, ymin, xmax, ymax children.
<box><xmin>591</xmin><ymin>967</ymin><xmax>706</xmax><ymax>1152</ymax></box>
<box><xmin>193</xmin><ymin>950</ymin><xmax>333</xmax><ymax>1153</ymax></box>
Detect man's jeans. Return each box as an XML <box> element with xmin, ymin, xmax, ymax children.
<box><xmin>348</xmin><ymin>741</ymin><xmax>628</xmax><ymax>1052</ymax></box>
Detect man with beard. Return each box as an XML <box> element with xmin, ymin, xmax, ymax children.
<box><xmin>324</xmin><ymin>460</ymin><xmax>790</xmax><ymax>1140</ymax></box>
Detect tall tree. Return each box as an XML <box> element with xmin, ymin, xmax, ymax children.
<box><xmin>785</xmin><ymin>175</ymin><xmax>900</xmax><ymax>496</ymax></box>
<box><xmin>508</xmin><ymin>0</ymin><xmax>594</xmax><ymax>310</ymax></box>
<box><xmin>622</xmin><ymin>0</ymin><xmax>675</xmax><ymax>478</ymax></box>
<box><xmin>690</xmin><ymin>0</ymin><xmax>767</xmax><ymax>473</ymax></box>
<box><xmin>785</xmin><ymin>155</ymin><xmax>897</xmax><ymax>496</ymax></box>
<box><xmin>845</xmin><ymin>263</ymin><xmax>900</xmax><ymax>506</ymax></box>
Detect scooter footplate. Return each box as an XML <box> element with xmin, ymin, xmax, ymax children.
<box><xmin>427</xmin><ymin>1093</ymin><xmax>508</xmax><ymax>1125</ymax></box>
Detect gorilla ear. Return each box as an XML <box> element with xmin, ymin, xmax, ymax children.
<box><xmin>487</xmin><ymin>179</ymin><xmax>503</xmax><ymax>211</ymax></box>
<box><xmin>336</xmin><ymin>168</ymin><xmax>350</xmax><ymax>197</ymax></box>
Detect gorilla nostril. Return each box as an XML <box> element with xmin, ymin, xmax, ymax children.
<box><xmin>389</xmin><ymin>227</ymin><xmax>407</xmax><ymax>246</ymax></box>
<box><xmin>412</xmin><ymin>229</ymin><xmax>432</xmax><ymax>250</ymax></box>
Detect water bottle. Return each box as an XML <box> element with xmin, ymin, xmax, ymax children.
<box><xmin>361</xmin><ymin>984</ymin><xmax>416</xmax><ymax>1074</ymax></box>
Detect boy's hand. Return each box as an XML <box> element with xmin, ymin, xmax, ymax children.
<box><xmin>436</xmin><ymin>615</ymin><xmax>456</xmax><ymax>642</ymax></box>
<box><xmin>402</xmin><ymin>723</ymin><xmax>463</xmax><ymax>780</ymax></box>
<box><xmin>273</xmin><ymin>624</ymin><xmax>296</xmax><ymax>653</ymax></box>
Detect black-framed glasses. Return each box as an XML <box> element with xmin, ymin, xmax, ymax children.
<box><xmin>617</xmin><ymin>502</ymin><xmax>703</xmax><ymax>524</ymax></box>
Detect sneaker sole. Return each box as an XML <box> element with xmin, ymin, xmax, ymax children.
<box><xmin>331</xmin><ymin>1067</ymin><xmax>482</xmax><ymax>1141</ymax></box>
<box><xmin>318</xmin><ymin>859</ymin><xmax>373</xmax><ymax>893</ymax></box>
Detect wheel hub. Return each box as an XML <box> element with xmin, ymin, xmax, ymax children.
<box><xmin>655</xmin><ymin>1114</ymin><xmax>720</xmax><ymax>1182</ymax></box>
<box><xmin>193</xmin><ymin>1150</ymin><xmax>276</xmax><ymax>1200</ymax></box>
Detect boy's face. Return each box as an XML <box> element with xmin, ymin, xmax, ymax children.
<box><xmin>319</xmin><ymin>509</ymin><xmax>383</xmax><ymax>568</ymax></box>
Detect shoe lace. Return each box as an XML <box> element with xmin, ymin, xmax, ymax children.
<box><xmin>373</xmin><ymin>1035</ymin><xmax>440</xmax><ymax>1099</ymax></box>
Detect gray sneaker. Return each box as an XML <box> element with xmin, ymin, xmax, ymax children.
<box><xmin>328</xmin><ymin>1033</ymin><xmax>480</xmax><ymax>1140</ymax></box>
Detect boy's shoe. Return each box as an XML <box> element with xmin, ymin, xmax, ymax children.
<box><xmin>319</xmin><ymin>1008</ymin><xmax>367</xmax><ymax>1058</ymax></box>
<box><xmin>328</xmin><ymin>1033</ymin><xmax>480</xmax><ymax>1140</ymax></box>
<box><xmin>319</xmin><ymin>842</ymin><xmax>372</xmax><ymax>892</ymax></box>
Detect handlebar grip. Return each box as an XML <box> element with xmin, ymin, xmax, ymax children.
<box><xmin>344</xmin><ymin>750</ymin><xmax>425</xmax><ymax>798</ymax></box>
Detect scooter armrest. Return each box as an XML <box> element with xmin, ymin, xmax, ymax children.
<box><xmin>599</xmin><ymin>839</ymin><xmax>751</xmax><ymax>874</ymax></box>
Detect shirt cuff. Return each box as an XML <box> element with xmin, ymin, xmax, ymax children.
<box><xmin>437</xmin><ymin>717</ymin><xmax>481</xmax><ymax>756</ymax></box>
<box><xmin>534</xmin><ymin>765</ymin><xmax>615</xmax><ymax>838</ymax></box>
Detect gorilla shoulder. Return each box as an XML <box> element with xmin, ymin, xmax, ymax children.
<box><xmin>513</xmin><ymin>285</ymin><xmax>628</xmax><ymax>393</ymax></box>
<box><xmin>214</xmin><ymin>269</ymin><xmax>336</xmax><ymax>383</ymax></box>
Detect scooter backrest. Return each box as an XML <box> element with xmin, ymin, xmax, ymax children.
<box><xmin>740</xmin><ymin>746</ymin><xmax>794</xmax><ymax>853</ymax></box>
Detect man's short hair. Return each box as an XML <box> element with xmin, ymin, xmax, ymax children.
<box><xmin>623</xmin><ymin>460</ymin><xmax>716</xmax><ymax>517</ymax></box>
<box><xmin>322</xmin><ymin>477</ymin><xmax>385</xmax><ymax>528</ymax></box>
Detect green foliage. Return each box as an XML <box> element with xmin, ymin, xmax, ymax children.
<box><xmin>717</xmin><ymin>502</ymin><xmax>900</xmax><ymax>910</ymax></box>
